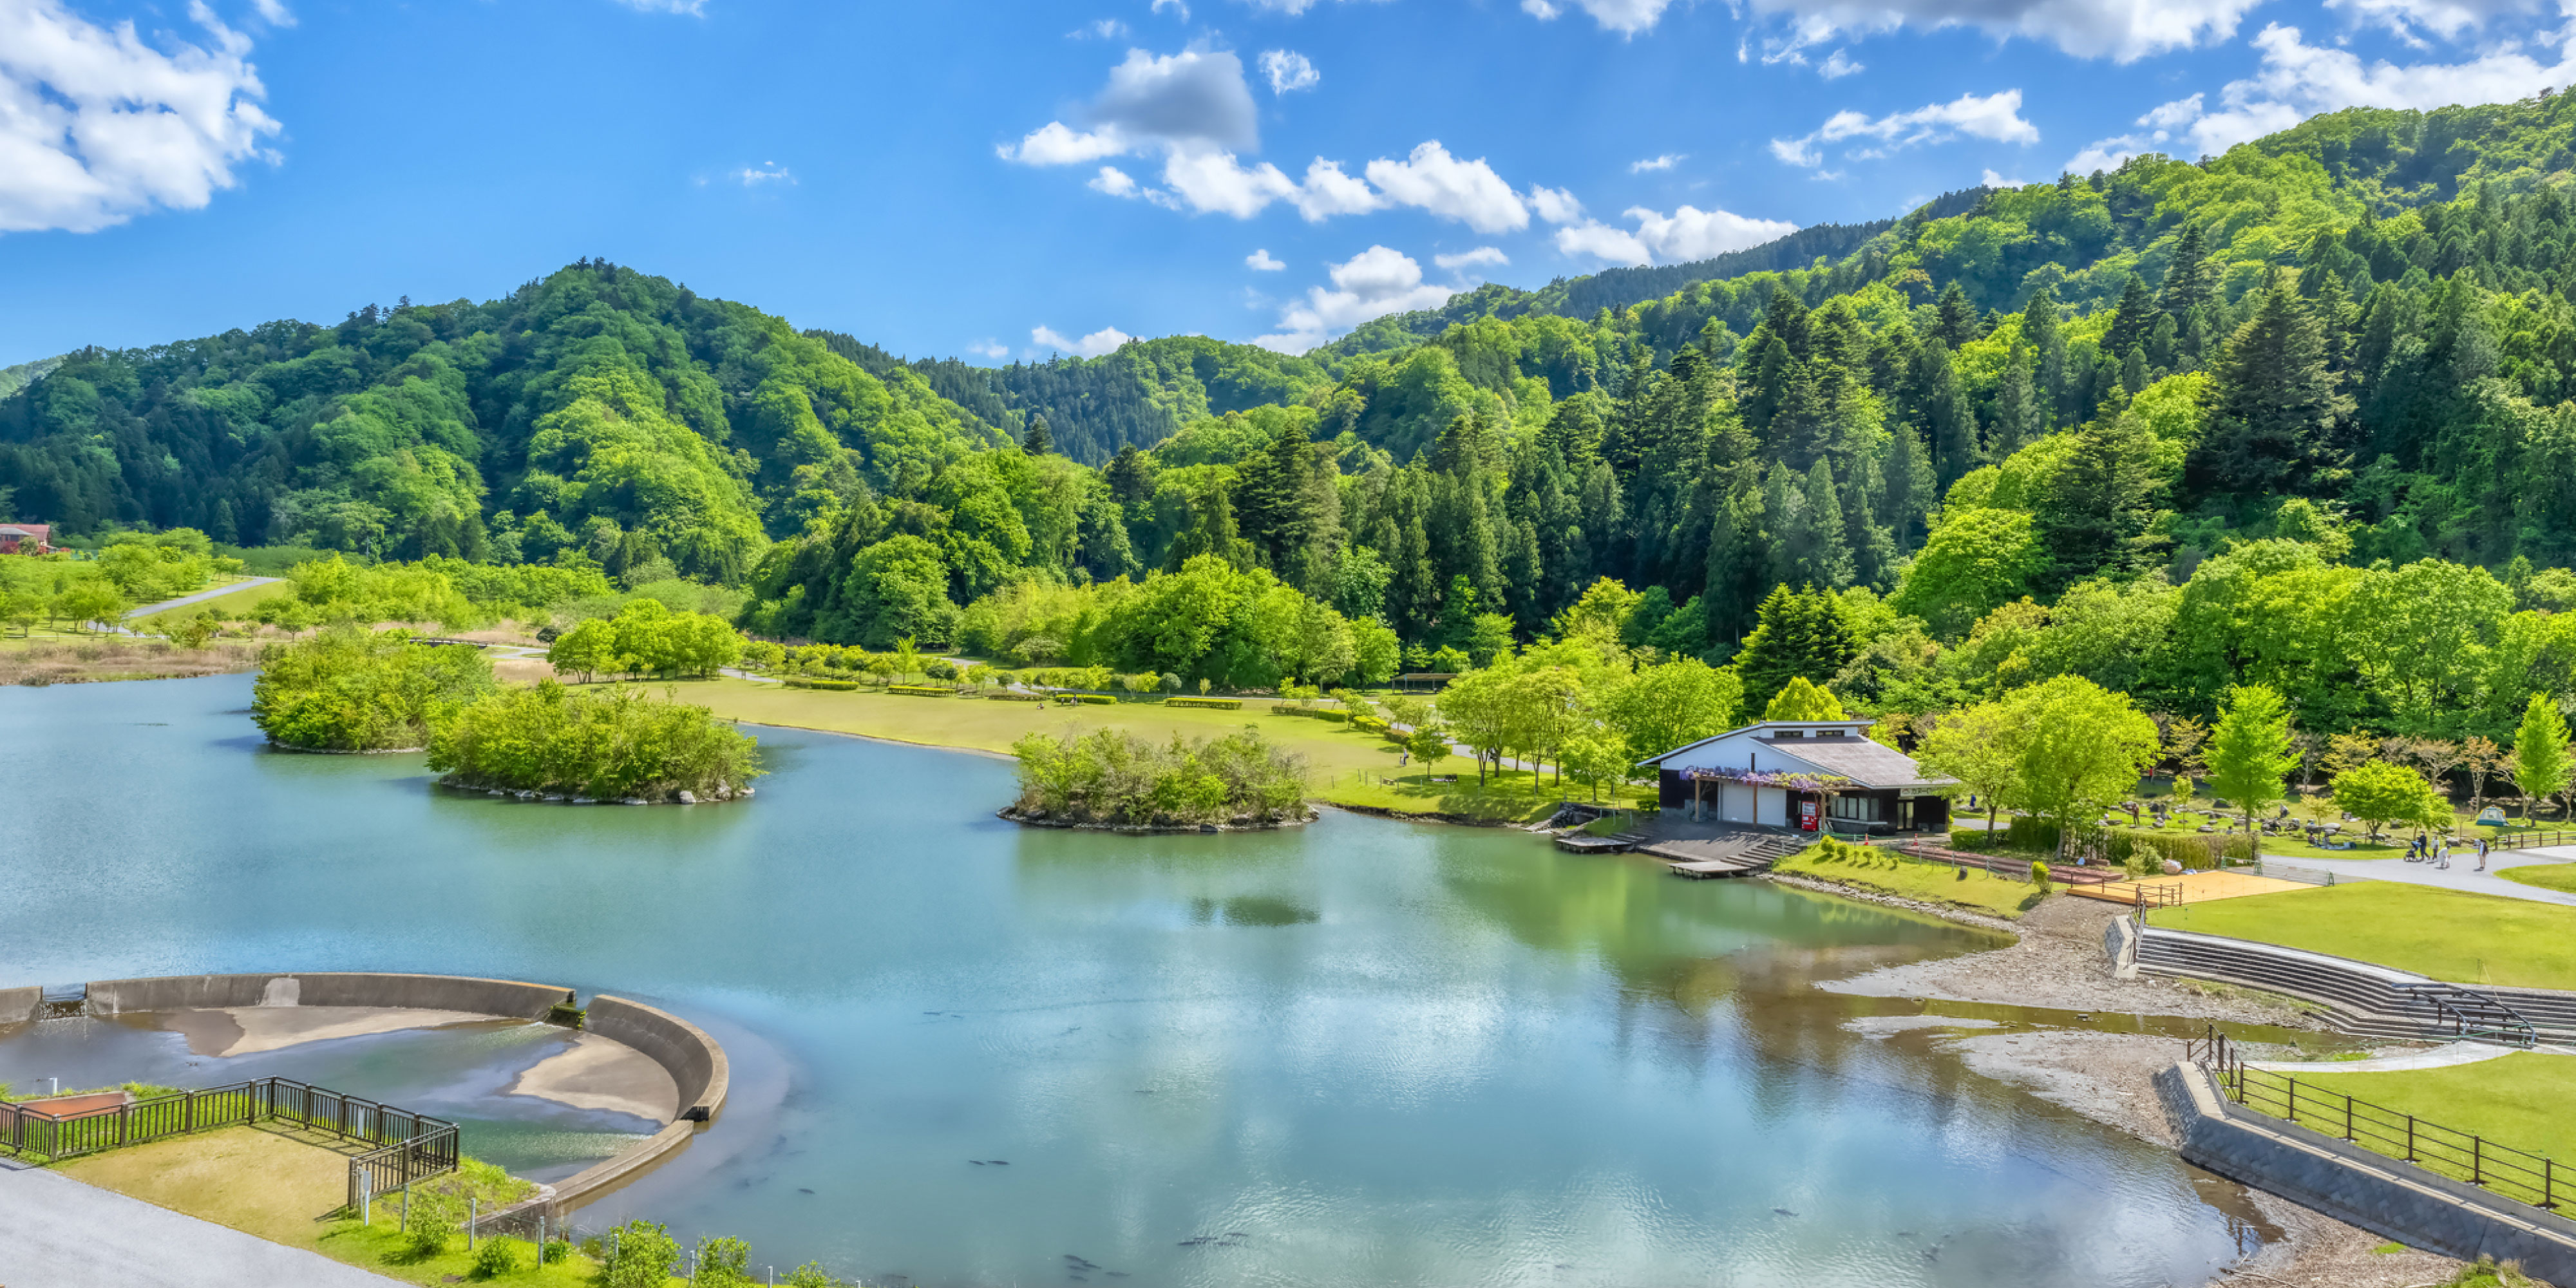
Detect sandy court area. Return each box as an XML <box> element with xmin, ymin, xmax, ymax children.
<box><xmin>155</xmin><ymin>1006</ymin><xmax>502</xmax><ymax>1057</ymax></box>
<box><xmin>504</xmin><ymin>1030</ymin><xmax>678</xmax><ymax>1122</ymax></box>
<box><xmin>2067</xmin><ymin>869</ymin><xmax>2315</xmax><ymax>905</ymax></box>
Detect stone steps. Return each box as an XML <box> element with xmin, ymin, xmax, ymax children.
<box><xmin>2136</xmin><ymin>928</ymin><xmax>2575</xmax><ymax>1046</ymax></box>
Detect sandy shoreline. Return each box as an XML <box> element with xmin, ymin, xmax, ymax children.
<box><xmin>1803</xmin><ymin>879</ymin><xmax>2467</xmax><ymax>1287</ymax></box>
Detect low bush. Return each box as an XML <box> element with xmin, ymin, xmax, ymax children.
<box><xmin>1078</xmin><ymin>694</ymin><xmax>1114</xmax><ymax>705</ymax></box>
<box><xmin>1166</xmin><ymin>696</ymin><xmax>1243</xmax><ymax>710</ymax></box>
<box><xmin>887</xmin><ymin>685</ymin><xmax>953</xmax><ymax>696</ymax></box>
<box><xmin>1010</xmin><ymin>726</ymin><xmax>1309</xmax><ymax>826</ymax></box>
<box><xmin>253</xmin><ymin>627</ymin><xmax>496</xmax><ymax>751</ymax></box>
<box><xmin>427</xmin><ymin>681</ymin><xmax>765</xmax><ymax>802</ymax></box>
<box><xmin>471</xmin><ymin>1235</ymin><xmax>518</xmax><ymax>1278</ymax></box>
<box><xmin>2029</xmin><ymin>860</ymin><xmax>2052</xmax><ymax>889</ymax></box>
<box><xmin>986</xmin><ymin>690</ymin><xmax>1046</xmax><ymax>702</ymax></box>
<box><xmin>788</xmin><ymin>678</ymin><xmax>862</xmax><ymax>691</ymax></box>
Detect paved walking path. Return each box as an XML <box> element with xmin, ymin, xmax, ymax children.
<box><xmin>122</xmin><ymin>575</ymin><xmax>283</xmax><ymax>621</ymax></box>
<box><xmin>0</xmin><ymin>1159</ymin><xmax>401</xmax><ymax>1287</ymax></box>
<box><xmin>2263</xmin><ymin>844</ymin><xmax>2576</xmax><ymax>908</ymax></box>
<box><xmin>2250</xmin><ymin>1040</ymin><xmax>2533</xmax><ymax>1074</ymax></box>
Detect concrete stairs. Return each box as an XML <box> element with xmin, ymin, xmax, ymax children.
<box><xmin>2136</xmin><ymin>927</ymin><xmax>2574</xmax><ymax>1046</ymax></box>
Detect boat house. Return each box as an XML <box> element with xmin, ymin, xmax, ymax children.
<box><xmin>1640</xmin><ymin>719</ymin><xmax>1956</xmax><ymax>835</ymax></box>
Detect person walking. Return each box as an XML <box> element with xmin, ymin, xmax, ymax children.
<box><xmin>2477</xmin><ymin>836</ymin><xmax>2490</xmax><ymax>871</ymax></box>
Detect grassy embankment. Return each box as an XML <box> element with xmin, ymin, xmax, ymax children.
<box><xmin>126</xmin><ymin>574</ymin><xmax>294</xmax><ymax>622</ymax></box>
<box><xmin>2288</xmin><ymin>1052</ymin><xmax>2576</xmax><ymax>1188</ymax></box>
<box><xmin>1770</xmin><ymin>845</ymin><xmax>2049</xmax><ymax>920</ymax></box>
<box><xmin>2501</xmin><ymin>863</ymin><xmax>2576</xmax><ymax>894</ymax></box>
<box><xmin>53</xmin><ymin>1124</ymin><xmax>614</xmax><ymax>1285</ymax></box>
<box><xmin>2146</xmin><ymin>883</ymin><xmax>2576</xmax><ymax>990</ymax></box>
<box><xmin>667</xmin><ymin>677</ymin><xmax>1588</xmax><ymax>823</ymax></box>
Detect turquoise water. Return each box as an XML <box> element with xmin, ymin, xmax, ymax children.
<box><xmin>0</xmin><ymin>674</ymin><xmax>2263</xmax><ymax>1286</ymax></box>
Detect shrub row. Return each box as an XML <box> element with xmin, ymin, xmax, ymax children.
<box><xmin>987</xmin><ymin>691</ymin><xmax>1047</xmax><ymax>702</ymax></box>
<box><xmin>1165</xmin><ymin>696</ymin><xmax>1243</xmax><ymax>710</ymax></box>
<box><xmin>887</xmin><ymin>685</ymin><xmax>954</xmax><ymax>696</ymax></box>
<box><xmin>788</xmin><ymin>678</ymin><xmax>863</xmax><ymax>691</ymax></box>
<box><xmin>1273</xmin><ymin>707</ymin><xmax>1351</xmax><ymax>723</ymax></box>
<box><xmin>1079</xmin><ymin>694</ymin><xmax>1115</xmax><ymax>705</ymax></box>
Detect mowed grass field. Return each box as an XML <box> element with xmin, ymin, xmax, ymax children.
<box><xmin>668</xmin><ymin>677</ymin><xmax>1588</xmax><ymax>822</ymax></box>
<box><xmin>1770</xmin><ymin>848</ymin><xmax>2047</xmax><ymax>919</ymax></box>
<box><xmin>2146</xmin><ymin>882</ymin><xmax>2576</xmax><ymax>990</ymax></box>
<box><xmin>55</xmin><ymin>1125</ymin><xmax>605</xmax><ymax>1285</ymax></box>
<box><xmin>2287</xmin><ymin>1051</ymin><xmax>2576</xmax><ymax>1181</ymax></box>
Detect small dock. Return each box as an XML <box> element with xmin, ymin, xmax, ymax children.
<box><xmin>1639</xmin><ymin>834</ymin><xmax>1802</xmax><ymax>878</ymax></box>
<box><xmin>1554</xmin><ymin>831</ymin><xmax>1648</xmax><ymax>855</ymax></box>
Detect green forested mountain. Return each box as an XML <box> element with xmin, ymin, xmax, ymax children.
<box><xmin>11</xmin><ymin>94</ymin><xmax>2576</xmax><ymax>738</ymax></box>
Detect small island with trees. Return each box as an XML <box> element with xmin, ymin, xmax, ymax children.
<box><xmin>1006</xmin><ymin>726</ymin><xmax>1313</xmax><ymax>830</ymax></box>
<box><xmin>251</xmin><ymin>627</ymin><xmax>762</xmax><ymax>803</ymax></box>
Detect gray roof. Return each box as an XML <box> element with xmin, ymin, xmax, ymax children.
<box><xmin>1765</xmin><ymin>737</ymin><xmax>1957</xmax><ymax>790</ymax></box>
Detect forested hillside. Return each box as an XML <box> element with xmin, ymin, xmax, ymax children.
<box><xmin>10</xmin><ymin>93</ymin><xmax>2576</xmax><ymax>739</ymax></box>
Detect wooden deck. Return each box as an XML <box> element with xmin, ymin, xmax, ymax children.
<box><xmin>1640</xmin><ymin>837</ymin><xmax>1783</xmax><ymax>878</ymax></box>
<box><xmin>1555</xmin><ymin>831</ymin><xmax>1647</xmax><ymax>854</ymax></box>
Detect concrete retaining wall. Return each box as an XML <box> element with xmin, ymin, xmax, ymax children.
<box><xmin>585</xmin><ymin>996</ymin><xmax>727</xmax><ymax>1121</ymax></box>
<box><xmin>2156</xmin><ymin>1060</ymin><xmax>2576</xmax><ymax>1282</ymax></box>
<box><xmin>2103</xmin><ymin>915</ymin><xmax>2139</xmax><ymax>980</ymax></box>
<box><xmin>86</xmin><ymin>972</ymin><xmax>568</xmax><ymax>1020</ymax></box>
<box><xmin>6</xmin><ymin>971</ymin><xmax>728</xmax><ymax>1220</ymax></box>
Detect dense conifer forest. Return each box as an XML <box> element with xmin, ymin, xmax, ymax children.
<box><xmin>10</xmin><ymin>95</ymin><xmax>2576</xmax><ymax>741</ymax></box>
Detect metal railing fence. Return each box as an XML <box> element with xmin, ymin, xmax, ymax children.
<box><xmin>2190</xmin><ymin>1027</ymin><xmax>2565</xmax><ymax>1210</ymax></box>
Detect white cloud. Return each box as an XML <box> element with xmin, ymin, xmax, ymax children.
<box><xmin>1519</xmin><ymin>0</ymin><xmax>1681</xmax><ymax>34</ymax></box>
<box><xmin>1074</xmin><ymin>18</ymin><xmax>1130</xmax><ymax>39</ymax></box>
<box><xmin>969</xmin><ymin>339</ymin><xmax>1011</xmax><ymax>359</ymax></box>
<box><xmin>612</xmin><ymin>0</ymin><xmax>705</xmax><ymax>13</ymax></box>
<box><xmin>2164</xmin><ymin>23</ymin><xmax>2576</xmax><ymax>156</ymax></box>
<box><xmin>1259</xmin><ymin>49</ymin><xmax>1320</xmax><ymax>93</ymax></box>
<box><xmin>0</xmin><ymin>0</ymin><xmax>283</xmax><ymax>235</ymax></box>
<box><xmin>1555</xmin><ymin>221</ymin><xmax>1653</xmax><ymax>266</ymax></box>
<box><xmin>1435</xmin><ymin>245</ymin><xmax>1510</xmax><ymax>270</ymax></box>
<box><xmin>1526</xmin><ymin>185</ymin><xmax>1585</xmax><ymax>223</ymax></box>
<box><xmin>1740</xmin><ymin>0</ymin><xmax>2261</xmax><ymax>61</ymax></box>
<box><xmin>1556</xmin><ymin>204</ymin><xmax>1798</xmax><ymax>265</ymax></box>
<box><xmin>1089</xmin><ymin>165</ymin><xmax>1141</xmax><ymax>196</ymax></box>
<box><xmin>1247</xmin><ymin>247</ymin><xmax>1287</xmax><ymax>270</ymax></box>
<box><xmin>732</xmin><ymin>162</ymin><xmax>793</xmax><ymax>185</ymax></box>
<box><xmin>1980</xmin><ymin>167</ymin><xmax>2031</xmax><ymax>187</ymax></box>
<box><xmin>1291</xmin><ymin>158</ymin><xmax>1382</xmax><ymax>220</ymax></box>
<box><xmin>2327</xmin><ymin>0</ymin><xmax>2540</xmax><ymax>41</ymax></box>
<box><xmin>1032</xmin><ymin>324</ymin><xmax>1134</xmax><ymax>357</ymax></box>
<box><xmin>1772</xmin><ymin>89</ymin><xmax>2038</xmax><ymax>168</ymax></box>
<box><xmin>1630</xmin><ymin>153</ymin><xmax>1685</xmax><ymax>172</ymax></box>
<box><xmin>1162</xmin><ymin>148</ymin><xmax>1298</xmax><ymax>217</ymax></box>
<box><xmin>1256</xmin><ymin>245</ymin><xmax>1462</xmax><ymax>352</ymax></box>
<box><xmin>1818</xmin><ymin>48</ymin><xmax>1862</xmax><ymax>77</ymax></box>
<box><xmin>2062</xmin><ymin>94</ymin><xmax>2202</xmax><ymax>171</ymax></box>
<box><xmin>250</xmin><ymin>0</ymin><xmax>294</xmax><ymax>26</ymax></box>
<box><xmin>1001</xmin><ymin>48</ymin><xmax>1257</xmax><ymax>164</ymax></box>
<box><xmin>1365</xmin><ymin>141</ymin><xmax>1528</xmax><ymax>233</ymax></box>
<box><xmin>1151</xmin><ymin>0</ymin><xmax>1189</xmax><ymax>19</ymax></box>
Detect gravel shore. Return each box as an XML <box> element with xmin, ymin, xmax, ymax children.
<box><xmin>1803</xmin><ymin>880</ymin><xmax>2473</xmax><ymax>1287</ymax></box>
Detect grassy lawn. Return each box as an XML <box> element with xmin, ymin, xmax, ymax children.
<box><xmin>2499</xmin><ymin>863</ymin><xmax>2576</xmax><ymax>895</ymax></box>
<box><xmin>2145</xmin><ymin>882</ymin><xmax>2576</xmax><ymax>990</ymax></box>
<box><xmin>674</xmin><ymin>677</ymin><xmax>1590</xmax><ymax>823</ymax></box>
<box><xmin>54</xmin><ymin>1124</ymin><xmax>608</xmax><ymax>1285</ymax></box>
<box><xmin>2288</xmin><ymin>1052</ymin><xmax>2576</xmax><ymax>1180</ymax></box>
<box><xmin>129</xmin><ymin>575</ymin><xmax>293</xmax><ymax>621</ymax></box>
<box><xmin>1771</xmin><ymin>847</ymin><xmax>2048</xmax><ymax>919</ymax></box>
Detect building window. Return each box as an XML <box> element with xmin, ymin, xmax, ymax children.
<box><xmin>1826</xmin><ymin>795</ymin><xmax>1882</xmax><ymax>822</ymax></box>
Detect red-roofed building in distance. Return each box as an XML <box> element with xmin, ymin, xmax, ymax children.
<box><xmin>0</xmin><ymin>523</ymin><xmax>53</xmax><ymax>554</ymax></box>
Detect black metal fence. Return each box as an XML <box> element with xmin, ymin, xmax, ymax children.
<box><xmin>2190</xmin><ymin>1028</ymin><xmax>2566</xmax><ymax>1210</ymax></box>
<box><xmin>0</xmin><ymin>1077</ymin><xmax>459</xmax><ymax>1211</ymax></box>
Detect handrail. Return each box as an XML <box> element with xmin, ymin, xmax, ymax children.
<box><xmin>2187</xmin><ymin>1025</ymin><xmax>2564</xmax><ymax>1209</ymax></box>
<box><xmin>2402</xmin><ymin>983</ymin><xmax>2540</xmax><ymax>1048</ymax></box>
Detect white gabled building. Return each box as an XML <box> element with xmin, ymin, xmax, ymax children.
<box><xmin>1639</xmin><ymin>719</ymin><xmax>1958</xmax><ymax>834</ymax></box>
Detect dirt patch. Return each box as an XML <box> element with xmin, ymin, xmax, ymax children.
<box><xmin>1817</xmin><ymin>892</ymin><xmax>2319</xmax><ymax>1028</ymax></box>
<box><xmin>504</xmin><ymin>1032</ymin><xmax>677</xmax><ymax>1122</ymax></box>
<box><xmin>55</xmin><ymin>1123</ymin><xmax>362</xmax><ymax>1242</ymax></box>
<box><xmin>1</xmin><ymin>638</ymin><xmax>263</xmax><ymax>686</ymax></box>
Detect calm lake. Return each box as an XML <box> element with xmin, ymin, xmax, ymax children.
<box><xmin>0</xmin><ymin>674</ymin><xmax>2264</xmax><ymax>1286</ymax></box>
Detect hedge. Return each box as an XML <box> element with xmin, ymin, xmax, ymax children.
<box><xmin>1271</xmin><ymin>707</ymin><xmax>1350</xmax><ymax>722</ymax></box>
<box><xmin>1078</xmin><ymin>694</ymin><xmax>1114</xmax><ymax>705</ymax></box>
<box><xmin>887</xmin><ymin>685</ymin><xmax>954</xmax><ymax>697</ymax></box>
<box><xmin>987</xmin><ymin>691</ymin><xmax>1046</xmax><ymax>702</ymax></box>
<box><xmin>1166</xmin><ymin>696</ymin><xmax>1243</xmax><ymax>710</ymax></box>
<box><xmin>788</xmin><ymin>678</ymin><xmax>862</xmax><ymax>691</ymax></box>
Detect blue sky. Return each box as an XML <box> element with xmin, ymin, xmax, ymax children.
<box><xmin>4</xmin><ymin>0</ymin><xmax>2573</xmax><ymax>367</ymax></box>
